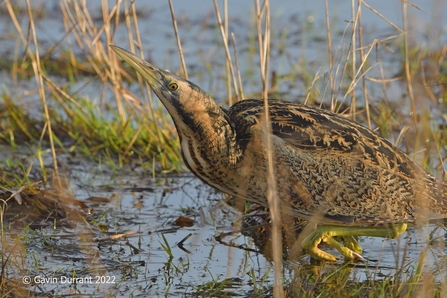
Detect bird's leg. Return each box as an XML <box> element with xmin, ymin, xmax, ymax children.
<box><xmin>302</xmin><ymin>223</ymin><xmax>408</xmax><ymax>261</ymax></box>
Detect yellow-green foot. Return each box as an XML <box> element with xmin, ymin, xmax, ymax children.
<box><xmin>343</xmin><ymin>236</ymin><xmax>362</xmax><ymax>254</ymax></box>
<box><xmin>301</xmin><ymin>223</ymin><xmax>408</xmax><ymax>261</ymax></box>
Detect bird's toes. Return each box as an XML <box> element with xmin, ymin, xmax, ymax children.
<box><xmin>350</xmin><ymin>251</ymin><xmax>366</xmax><ymax>262</ymax></box>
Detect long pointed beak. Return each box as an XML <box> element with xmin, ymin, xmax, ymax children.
<box><xmin>110</xmin><ymin>45</ymin><xmax>162</xmax><ymax>89</ymax></box>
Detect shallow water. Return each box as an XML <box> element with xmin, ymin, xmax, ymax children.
<box><xmin>3</xmin><ymin>157</ymin><xmax>446</xmax><ymax>296</ymax></box>
<box><xmin>3</xmin><ymin>163</ymin><xmax>270</xmax><ymax>296</ymax></box>
<box><xmin>1</xmin><ymin>0</ymin><xmax>446</xmax><ymax>106</ymax></box>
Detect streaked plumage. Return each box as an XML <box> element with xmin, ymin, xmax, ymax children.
<box><xmin>111</xmin><ymin>45</ymin><xmax>447</xmax><ymax>261</ymax></box>
<box><xmin>227</xmin><ymin>99</ymin><xmax>447</xmax><ymax>225</ymax></box>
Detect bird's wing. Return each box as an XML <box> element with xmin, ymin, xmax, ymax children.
<box><xmin>229</xmin><ymin>99</ymin><xmax>420</xmax><ymax>181</ymax></box>
<box><xmin>229</xmin><ymin>99</ymin><xmax>446</xmax><ymax>224</ymax></box>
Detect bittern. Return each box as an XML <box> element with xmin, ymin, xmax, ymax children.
<box><xmin>111</xmin><ymin>45</ymin><xmax>447</xmax><ymax>261</ymax></box>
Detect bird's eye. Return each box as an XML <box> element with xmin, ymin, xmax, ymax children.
<box><xmin>168</xmin><ymin>82</ymin><xmax>179</xmax><ymax>91</ymax></box>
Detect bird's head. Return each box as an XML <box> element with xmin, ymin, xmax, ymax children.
<box><xmin>111</xmin><ymin>45</ymin><xmax>219</xmax><ymax>132</ymax></box>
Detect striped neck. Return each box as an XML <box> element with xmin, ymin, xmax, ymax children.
<box><xmin>176</xmin><ymin>106</ymin><xmax>239</xmax><ymax>182</ymax></box>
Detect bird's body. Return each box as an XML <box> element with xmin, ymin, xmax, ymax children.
<box><xmin>181</xmin><ymin>98</ymin><xmax>446</xmax><ymax>225</ymax></box>
<box><xmin>111</xmin><ymin>46</ymin><xmax>447</xmax><ymax>261</ymax></box>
